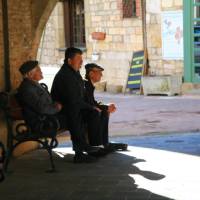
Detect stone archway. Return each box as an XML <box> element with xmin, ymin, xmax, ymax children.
<box><xmin>0</xmin><ymin>0</ymin><xmax>58</xmax><ymax>90</ymax></box>
<box><xmin>30</xmin><ymin>0</ymin><xmax>59</xmax><ymax>60</ymax></box>
<box><xmin>0</xmin><ymin>0</ymin><xmax>58</xmax><ymax>152</ymax></box>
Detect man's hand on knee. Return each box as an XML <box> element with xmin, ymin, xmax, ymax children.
<box><xmin>108</xmin><ymin>104</ymin><xmax>116</xmax><ymax>113</ymax></box>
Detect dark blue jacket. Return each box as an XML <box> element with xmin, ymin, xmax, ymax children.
<box><xmin>17</xmin><ymin>78</ymin><xmax>59</xmax><ymax>128</ymax></box>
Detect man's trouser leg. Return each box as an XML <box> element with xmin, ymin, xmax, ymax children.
<box><xmin>67</xmin><ymin>113</ymin><xmax>88</xmax><ymax>153</ymax></box>
<box><xmin>86</xmin><ymin>110</ymin><xmax>109</xmax><ymax>146</ymax></box>
<box><xmin>100</xmin><ymin>111</ymin><xmax>109</xmax><ymax>146</ymax></box>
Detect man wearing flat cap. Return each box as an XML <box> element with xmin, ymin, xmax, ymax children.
<box><xmin>17</xmin><ymin>60</ymin><xmax>67</xmax><ymax>137</ymax></box>
<box><xmin>84</xmin><ymin>63</ymin><xmax>128</xmax><ymax>151</ymax></box>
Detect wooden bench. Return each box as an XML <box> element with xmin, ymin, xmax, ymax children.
<box><xmin>0</xmin><ymin>84</ymin><xmax>66</xmax><ymax>173</ymax></box>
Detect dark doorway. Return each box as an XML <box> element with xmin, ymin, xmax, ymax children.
<box><xmin>63</xmin><ymin>0</ymin><xmax>86</xmax><ymax>48</ymax></box>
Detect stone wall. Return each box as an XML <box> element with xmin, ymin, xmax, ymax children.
<box><xmin>0</xmin><ymin>0</ymin><xmax>58</xmax><ymax>89</ymax></box>
<box><xmin>146</xmin><ymin>0</ymin><xmax>183</xmax><ymax>76</ymax></box>
<box><xmin>38</xmin><ymin>0</ymin><xmax>144</xmax><ymax>91</ymax></box>
<box><xmin>84</xmin><ymin>0</ymin><xmax>143</xmax><ymax>90</ymax></box>
<box><xmin>36</xmin><ymin>0</ymin><xmax>184</xmax><ymax>89</ymax></box>
<box><xmin>37</xmin><ymin>2</ymin><xmax>65</xmax><ymax>68</ymax></box>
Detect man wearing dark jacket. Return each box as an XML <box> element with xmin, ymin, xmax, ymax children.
<box><xmin>84</xmin><ymin>63</ymin><xmax>128</xmax><ymax>151</ymax></box>
<box><xmin>17</xmin><ymin>60</ymin><xmax>66</xmax><ymax>137</ymax></box>
<box><xmin>51</xmin><ymin>48</ymin><xmax>103</xmax><ymax>163</ymax></box>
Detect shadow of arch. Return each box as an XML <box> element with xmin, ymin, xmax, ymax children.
<box><xmin>54</xmin><ymin>151</ymin><xmax>173</xmax><ymax>200</ymax></box>
<box><xmin>0</xmin><ymin>149</ymin><xmax>173</xmax><ymax>200</ymax></box>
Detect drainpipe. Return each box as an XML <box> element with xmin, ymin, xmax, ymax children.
<box><xmin>2</xmin><ymin>0</ymin><xmax>11</xmax><ymax>92</ymax></box>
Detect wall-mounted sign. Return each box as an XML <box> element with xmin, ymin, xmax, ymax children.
<box><xmin>161</xmin><ymin>11</ymin><xmax>183</xmax><ymax>60</ymax></box>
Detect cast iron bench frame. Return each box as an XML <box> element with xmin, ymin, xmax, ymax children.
<box><xmin>0</xmin><ymin>84</ymin><xmax>62</xmax><ymax>173</ymax></box>
<box><xmin>0</xmin><ymin>141</ymin><xmax>5</xmax><ymax>182</ymax></box>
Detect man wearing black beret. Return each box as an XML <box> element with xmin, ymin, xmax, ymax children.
<box><xmin>17</xmin><ymin>60</ymin><xmax>67</xmax><ymax>137</ymax></box>
<box><xmin>84</xmin><ymin>63</ymin><xmax>128</xmax><ymax>151</ymax></box>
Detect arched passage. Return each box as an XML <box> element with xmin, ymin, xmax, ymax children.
<box><xmin>0</xmin><ymin>0</ymin><xmax>58</xmax><ymax>153</ymax></box>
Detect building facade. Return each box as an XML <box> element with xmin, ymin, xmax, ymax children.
<box><xmin>37</xmin><ymin>0</ymin><xmax>188</xmax><ymax>92</ymax></box>
<box><xmin>37</xmin><ymin>0</ymin><xmax>200</xmax><ymax>93</ymax></box>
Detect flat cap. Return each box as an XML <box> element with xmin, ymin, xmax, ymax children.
<box><xmin>85</xmin><ymin>63</ymin><xmax>104</xmax><ymax>71</ymax></box>
<box><xmin>19</xmin><ymin>60</ymin><xmax>38</xmax><ymax>75</ymax></box>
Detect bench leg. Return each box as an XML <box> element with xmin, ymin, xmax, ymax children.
<box><xmin>4</xmin><ymin>148</ymin><xmax>13</xmax><ymax>173</ymax></box>
<box><xmin>0</xmin><ymin>143</ymin><xmax>5</xmax><ymax>182</ymax></box>
<box><xmin>46</xmin><ymin>147</ymin><xmax>56</xmax><ymax>173</ymax></box>
<box><xmin>0</xmin><ymin>171</ymin><xmax>4</xmax><ymax>182</ymax></box>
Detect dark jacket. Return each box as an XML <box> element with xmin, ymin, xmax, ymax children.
<box><xmin>84</xmin><ymin>79</ymin><xmax>108</xmax><ymax>112</ymax></box>
<box><xmin>17</xmin><ymin>78</ymin><xmax>59</xmax><ymax>128</ymax></box>
<box><xmin>51</xmin><ymin>64</ymin><xmax>94</xmax><ymax>116</ymax></box>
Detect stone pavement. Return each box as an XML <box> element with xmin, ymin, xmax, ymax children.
<box><xmin>95</xmin><ymin>93</ymin><xmax>200</xmax><ymax>136</ymax></box>
<box><xmin>1</xmin><ymin>132</ymin><xmax>200</xmax><ymax>200</ymax></box>
<box><xmin>1</xmin><ymin>93</ymin><xmax>200</xmax><ymax>200</ymax></box>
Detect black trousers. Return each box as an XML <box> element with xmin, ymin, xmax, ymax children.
<box><xmin>84</xmin><ymin>110</ymin><xmax>109</xmax><ymax>146</ymax></box>
<box><xmin>31</xmin><ymin>113</ymin><xmax>67</xmax><ymax>138</ymax></box>
<box><xmin>32</xmin><ymin>112</ymin><xmax>88</xmax><ymax>153</ymax></box>
<box><xmin>63</xmin><ymin>110</ymin><xmax>88</xmax><ymax>153</ymax></box>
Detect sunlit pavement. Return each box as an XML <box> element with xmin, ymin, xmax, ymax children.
<box><xmin>1</xmin><ymin>133</ymin><xmax>200</xmax><ymax>200</ymax></box>
<box><xmin>95</xmin><ymin>93</ymin><xmax>200</xmax><ymax>137</ymax></box>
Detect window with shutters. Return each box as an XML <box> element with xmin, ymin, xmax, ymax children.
<box><xmin>122</xmin><ymin>0</ymin><xmax>137</xmax><ymax>18</ymax></box>
<box><xmin>63</xmin><ymin>0</ymin><xmax>86</xmax><ymax>48</ymax></box>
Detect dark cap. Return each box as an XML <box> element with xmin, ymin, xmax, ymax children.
<box><xmin>19</xmin><ymin>60</ymin><xmax>39</xmax><ymax>75</ymax></box>
<box><xmin>85</xmin><ymin>63</ymin><xmax>104</xmax><ymax>72</ymax></box>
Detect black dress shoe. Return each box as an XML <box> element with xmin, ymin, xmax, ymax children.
<box><xmin>73</xmin><ymin>152</ymin><xmax>97</xmax><ymax>164</ymax></box>
<box><xmin>84</xmin><ymin>145</ymin><xmax>101</xmax><ymax>154</ymax></box>
<box><xmin>88</xmin><ymin>148</ymin><xmax>108</xmax><ymax>157</ymax></box>
<box><xmin>103</xmin><ymin>145</ymin><xmax>116</xmax><ymax>153</ymax></box>
<box><xmin>108</xmin><ymin>143</ymin><xmax>128</xmax><ymax>151</ymax></box>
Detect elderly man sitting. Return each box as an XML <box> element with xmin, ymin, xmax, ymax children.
<box><xmin>17</xmin><ymin>60</ymin><xmax>67</xmax><ymax>138</ymax></box>
<box><xmin>84</xmin><ymin>63</ymin><xmax>128</xmax><ymax>151</ymax></box>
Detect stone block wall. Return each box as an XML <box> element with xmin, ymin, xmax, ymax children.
<box><xmin>37</xmin><ymin>2</ymin><xmax>65</xmax><ymax>68</ymax></box>
<box><xmin>36</xmin><ymin>0</ymin><xmax>184</xmax><ymax>90</ymax></box>
<box><xmin>38</xmin><ymin>0</ymin><xmax>144</xmax><ymax>91</ymax></box>
<box><xmin>84</xmin><ymin>0</ymin><xmax>143</xmax><ymax>90</ymax></box>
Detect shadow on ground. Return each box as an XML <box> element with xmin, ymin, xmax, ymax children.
<box><xmin>0</xmin><ymin>148</ymin><xmax>173</xmax><ymax>200</ymax></box>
